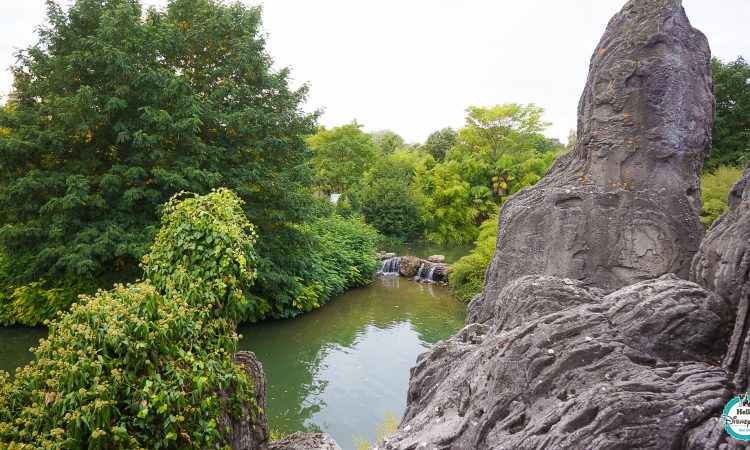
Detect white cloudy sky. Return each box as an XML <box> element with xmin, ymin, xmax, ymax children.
<box><xmin>0</xmin><ymin>0</ymin><xmax>747</xmax><ymax>143</ymax></box>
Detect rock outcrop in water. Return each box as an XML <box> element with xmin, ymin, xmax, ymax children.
<box><xmin>378</xmin><ymin>1</ymin><xmax>740</xmax><ymax>449</ymax></box>
<box><xmin>468</xmin><ymin>0</ymin><xmax>713</xmax><ymax>324</ymax></box>
<box><xmin>225</xmin><ymin>351</ymin><xmax>342</xmax><ymax>450</ymax></box>
<box><xmin>269</xmin><ymin>433</ymin><xmax>343</xmax><ymax>450</ymax></box>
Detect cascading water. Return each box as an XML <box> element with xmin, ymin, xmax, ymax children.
<box><xmin>427</xmin><ymin>266</ymin><xmax>437</xmax><ymax>283</ymax></box>
<box><xmin>414</xmin><ymin>262</ymin><xmax>425</xmax><ymax>281</ymax></box>
<box><xmin>380</xmin><ymin>257</ymin><xmax>401</xmax><ymax>276</ymax></box>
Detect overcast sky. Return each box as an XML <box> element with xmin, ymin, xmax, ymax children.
<box><xmin>0</xmin><ymin>0</ymin><xmax>747</xmax><ymax>143</ymax></box>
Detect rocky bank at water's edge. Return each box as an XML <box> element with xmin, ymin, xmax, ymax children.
<box><xmin>377</xmin><ymin>252</ymin><xmax>449</xmax><ymax>284</ymax></box>
<box><xmin>223</xmin><ymin>350</ymin><xmax>343</xmax><ymax>450</ymax></box>
<box><xmin>377</xmin><ymin>0</ymin><xmax>750</xmax><ymax>448</ymax></box>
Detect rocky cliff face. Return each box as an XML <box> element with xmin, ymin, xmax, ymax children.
<box><xmin>377</xmin><ymin>1</ymin><xmax>747</xmax><ymax>449</ymax></box>
<box><xmin>692</xmin><ymin>162</ymin><xmax>750</xmax><ymax>391</ymax></box>
<box><xmin>468</xmin><ymin>0</ymin><xmax>713</xmax><ymax>324</ymax></box>
<box><xmin>379</xmin><ymin>276</ymin><xmax>732</xmax><ymax>449</ymax></box>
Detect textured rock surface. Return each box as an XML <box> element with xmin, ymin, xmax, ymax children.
<box><xmin>268</xmin><ymin>432</ymin><xmax>343</xmax><ymax>450</ymax></box>
<box><xmin>419</xmin><ymin>261</ymin><xmax>449</xmax><ymax>283</ymax></box>
<box><xmin>692</xmin><ymin>162</ymin><xmax>750</xmax><ymax>390</ymax></box>
<box><xmin>468</xmin><ymin>0</ymin><xmax>713</xmax><ymax>324</ymax></box>
<box><xmin>379</xmin><ymin>276</ymin><xmax>733</xmax><ymax>450</ymax></box>
<box><xmin>399</xmin><ymin>255</ymin><xmax>422</xmax><ymax>278</ymax></box>
<box><xmin>427</xmin><ymin>254</ymin><xmax>446</xmax><ymax>263</ymax></box>
<box><xmin>220</xmin><ymin>351</ymin><xmax>269</xmax><ymax>450</ymax></box>
<box><xmin>379</xmin><ymin>1</ymin><xmax>735</xmax><ymax>449</ymax></box>
<box><xmin>378</xmin><ymin>252</ymin><xmax>397</xmax><ymax>261</ymax></box>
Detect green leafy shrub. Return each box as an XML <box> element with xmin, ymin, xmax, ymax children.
<box><xmin>0</xmin><ymin>189</ymin><xmax>258</xmax><ymax>449</ymax></box>
<box><xmin>700</xmin><ymin>165</ymin><xmax>744</xmax><ymax>228</ymax></box>
<box><xmin>276</xmin><ymin>215</ymin><xmax>380</xmax><ymax>317</ymax></box>
<box><xmin>448</xmin><ymin>213</ymin><xmax>498</xmax><ymax>300</ymax></box>
<box><xmin>361</xmin><ymin>151</ymin><xmax>429</xmax><ymax>240</ymax></box>
<box><xmin>142</xmin><ymin>189</ymin><xmax>259</xmax><ymax>321</ymax></box>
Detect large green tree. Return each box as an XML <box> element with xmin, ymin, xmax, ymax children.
<box><xmin>361</xmin><ymin>149</ymin><xmax>427</xmax><ymax>239</ymax></box>
<box><xmin>706</xmin><ymin>57</ymin><xmax>750</xmax><ymax>171</ymax></box>
<box><xmin>0</xmin><ymin>0</ymin><xmax>319</xmax><ymax>317</ymax></box>
<box><xmin>422</xmin><ymin>127</ymin><xmax>457</xmax><ymax>162</ymax></box>
<box><xmin>371</xmin><ymin>129</ymin><xmax>405</xmax><ymax>155</ymax></box>
<box><xmin>457</xmin><ymin>103</ymin><xmax>549</xmax><ymax>159</ymax></box>
<box><xmin>308</xmin><ymin>121</ymin><xmax>377</xmax><ymax>192</ymax></box>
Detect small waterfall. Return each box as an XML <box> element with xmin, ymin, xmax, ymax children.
<box><xmin>414</xmin><ymin>262</ymin><xmax>425</xmax><ymax>281</ymax></box>
<box><xmin>427</xmin><ymin>266</ymin><xmax>437</xmax><ymax>283</ymax></box>
<box><xmin>380</xmin><ymin>257</ymin><xmax>401</xmax><ymax>276</ymax></box>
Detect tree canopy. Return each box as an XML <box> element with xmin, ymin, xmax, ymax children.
<box><xmin>0</xmin><ymin>0</ymin><xmax>382</xmax><ymax>324</ymax></box>
<box><xmin>423</xmin><ymin>127</ymin><xmax>457</xmax><ymax>162</ymax></box>
<box><xmin>706</xmin><ymin>57</ymin><xmax>750</xmax><ymax>171</ymax></box>
<box><xmin>308</xmin><ymin>121</ymin><xmax>377</xmax><ymax>193</ymax></box>
<box><xmin>371</xmin><ymin>130</ymin><xmax>406</xmax><ymax>155</ymax></box>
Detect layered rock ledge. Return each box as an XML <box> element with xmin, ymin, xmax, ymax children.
<box><xmin>379</xmin><ymin>275</ymin><xmax>732</xmax><ymax>449</ymax></box>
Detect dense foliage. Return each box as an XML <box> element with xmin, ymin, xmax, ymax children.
<box><xmin>297</xmin><ymin>216</ymin><xmax>380</xmax><ymax>310</ymax></box>
<box><xmin>308</xmin><ymin>122</ymin><xmax>377</xmax><ymax>193</ymax></box>
<box><xmin>448</xmin><ymin>213</ymin><xmax>498</xmax><ymax>300</ymax></box>
<box><xmin>421</xmin><ymin>104</ymin><xmax>562</xmax><ymax>242</ymax></box>
<box><xmin>0</xmin><ymin>0</ymin><xmax>383</xmax><ymax>325</ymax></box>
<box><xmin>371</xmin><ymin>130</ymin><xmax>405</xmax><ymax>155</ymax></box>
<box><xmin>361</xmin><ymin>150</ymin><xmax>429</xmax><ymax>240</ymax></box>
<box><xmin>309</xmin><ymin>103</ymin><xmax>563</xmax><ymax>244</ymax></box>
<box><xmin>422</xmin><ymin>128</ymin><xmax>457</xmax><ymax>162</ymax></box>
<box><xmin>705</xmin><ymin>57</ymin><xmax>750</xmax><ymax>171</ymax></box>
<box><xmin>700</xmin><ymin>165</ymin><xmax>745</xmax><ymax>228</ymax></box>
<box><xmin>0</xmin><ymin>189</ymin><xmax>258</xmax><ymax>449</ymax></box>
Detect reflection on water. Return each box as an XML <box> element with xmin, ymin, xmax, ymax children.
<box><xmin>238</xmin><ymin>276</ymin><xmax>466</xmax><ymax>449</ymax></box>
<box><xmin>0</xmin><ymin>326</ymin><xmax>46</xmax><ymax>375</ymax></box>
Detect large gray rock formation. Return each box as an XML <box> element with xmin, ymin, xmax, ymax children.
<box><xmin>377</xmin><ymin>1</ymin><xmax>738</xmax><ymax>448</ymax></box>
<box><xmin>378</xmin><ymin>276</ymin><xmax>733</xmax><ymax>449</ymax></box>
<box><xmin>692</xmin><ymin>162</ymin><xmax>750</xmax><ymax>391</ymax></box>
<box><xmin>468</xmin><ymin>0</ymin><xmax>714</xmax><ymax>324</ymax></box>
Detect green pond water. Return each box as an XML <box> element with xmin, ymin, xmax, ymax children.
<box><xmin>0</xmin><ymin>248</ymin><xmax>469</xmax><ymax>449</ymax></box>
<box><xmin>0</xmin><ymin>325</ymin><xmax>46</xmax><ymax>375</ymax></box>
<box><xmin>237</xmin><ymin>277</ymin><xmax>466</xmax><ymax>448</ymax></box>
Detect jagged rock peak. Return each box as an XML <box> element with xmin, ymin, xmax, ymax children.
<box><xmin>575</xmin><ymin>0</ymin><xmax>713</xmax><ymax>187</ymax></box>
<box><xmin>468</xmin><ymin>0</ymin><xmax>713</xmax><ymax>324</ymax></box>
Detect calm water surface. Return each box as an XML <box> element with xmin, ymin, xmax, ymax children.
<box><xmin>0</xmin><ymin>326</ymin><xmax>46</xmax><ymax>375</ymax></box>
<box><xmin>238</xmin><ymin>277</ymin><xmax>466</xmax><ymax>449</ymax></box>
